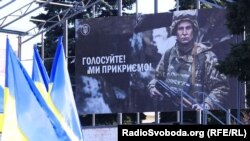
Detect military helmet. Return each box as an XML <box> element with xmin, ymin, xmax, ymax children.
<box><xmin>170</xmin><ymin>10</ymin><xmax>199</xmax><ymax>36</ymax></box>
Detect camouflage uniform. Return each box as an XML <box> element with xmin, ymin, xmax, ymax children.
<box><xmin>148</xmin><ymin>10</ymin><xmax>229</xmax><ymax>110</ymax></box>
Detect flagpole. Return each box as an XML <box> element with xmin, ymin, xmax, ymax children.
<box><xmin>117</xmin><ymin>0</ymin><xmax>123</xmax><ymax>126</ymax></box>
<box><xmin>63</xmin><ymin>19</ymin><xmax>68</xmax><ymax>65</ymax></box>
<box><xmin>41</xmin><ymin>33</ymin><xmax>45</xmax><ymax>61</ymax></box>
<box><xmin>18</xmin><ymin>35</ymin><xmax>22</xmax><ymax>59</ymax></box>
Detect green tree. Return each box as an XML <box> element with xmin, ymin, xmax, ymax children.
<box><xmin>32</xmin><ymin>0</ymin><xmax>135</xmax><ymax>75</ymax></box>
<box><xmin>216</xmin><ymin>0</ymin><xmax>250</xmax><ymax>107</ymax></box>
<box><xmin>31</xmin><ymin>0</ymin><xmax>148</xmax><ymax>126</ymax></box>
<box><xmin>172</xmin><ymin>0</ymin><xmax>226</xmax><ymax>10</ymax></box>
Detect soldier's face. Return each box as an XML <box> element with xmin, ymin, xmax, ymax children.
<box><xmin>176</xmin><ymin>21</ymin><xmax>193</xmax><ymax>45</ymax></box>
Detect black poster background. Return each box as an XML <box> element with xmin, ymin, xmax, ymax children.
<box><xmin>75</xmin><ymin>9</ymin><xmax>244</xmax><ymax>114</ymax></box>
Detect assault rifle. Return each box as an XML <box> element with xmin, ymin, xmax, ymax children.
<box><xmin>155</xmin><ymin>80</ymin><xmax>194</xmax><ymax>108</ymax></box>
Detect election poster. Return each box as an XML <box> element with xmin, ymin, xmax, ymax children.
<box><xmin>75</xmin><ymin>9</ymin><xmax>244</xmax><ymax>114</ymax></box>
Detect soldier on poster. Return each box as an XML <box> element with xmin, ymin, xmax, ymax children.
<box><xmin>147</xmin><ymin>10</ymin><xmax>230</xmax><ymax>111</ymax></box>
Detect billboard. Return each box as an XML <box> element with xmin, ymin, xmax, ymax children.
<box><xmin>75</xmin><ymin>9</ymin><xmax>244</xmax><ymax>114</ymax></box>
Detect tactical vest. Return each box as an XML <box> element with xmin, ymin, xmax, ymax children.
<box><xmin>158</xmin><ymin>44</ymin><xmax>207</xmax><ymax>103</ymax></box>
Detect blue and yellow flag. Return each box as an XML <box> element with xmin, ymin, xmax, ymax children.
<box><xmin>0</xmin><ymin>85</ymin><xmax>3</xmax><ymax>132</ymax></box>
<box><xmin>2</xmin><ymin>37</ymin><xmax>71</xmax><ymax>141</ymax></box>
<box><xmin>32</xmin><ymin>44</ymin><xmax>50</xmax><ymax>102</ymax></box>
<box><xmin>32</xmin><ymin>44</ymin><xmax>49</xmax><ymax>93</ymax></box>
<box><xmin>32</xmin><ymin>43</ymin><xmax>78</xmax><ymax>140</ymax></box>
<box><xmin>0</xmin><ymin>85</ymin><xmax>3</xmax><ymax>113</ymax></box>
<box><xmin>50</xmin><ymin>36</ymin><xmax>83</xmax><ymax>141</ymax></box>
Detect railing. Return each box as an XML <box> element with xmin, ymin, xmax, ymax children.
<box><xmin>157</xmin><ymin>80</ymin><xmax>244</xmax><ymax>125</ymax></box>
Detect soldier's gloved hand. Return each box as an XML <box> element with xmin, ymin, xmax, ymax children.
<box><xmin>149</xmin><ymin>87</ymin><xmax>164</xmax><ymax>101</ymax></box>
<box><xmin>192</xmin><ymin>103</ymin><xmax>210</xmax><ymax>111</ymax></box>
